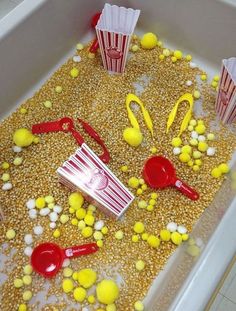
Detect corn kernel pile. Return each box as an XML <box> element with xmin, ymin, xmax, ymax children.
<box><xmin>0</xmin><ymin>32</ymin><xmax>236</xmax><ymax>311</ymax></box>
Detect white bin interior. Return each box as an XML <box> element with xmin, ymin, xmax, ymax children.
<box><xmin>0</xmin><ymin>0</ymin><xmax>236</xmax><ymax>310</ymax></box>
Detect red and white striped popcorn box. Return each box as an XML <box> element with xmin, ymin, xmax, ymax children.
<box><xmin>215</xmin><ymin>57</ymin><xmax>236</xmax><ymax>124</ymax></box>
<box><xmin>96</xmin><ymin>3</ymin><xmax>140</xmax><ymax>73</ymax></box>
<box><xmin>57</xmin><ymin>143</ymin><xmax>134</xmax><ymax>218</ymax></box>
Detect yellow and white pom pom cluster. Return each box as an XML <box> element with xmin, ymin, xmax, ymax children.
<box><xmin>171</xmin><ymin>119</ymin><xmax>218</xmax><ymax>172</ymax></box>
<box><xmin>13</xmin><ymin>264</ymin><xmax>33</xmax><ymax>304</ymax></box>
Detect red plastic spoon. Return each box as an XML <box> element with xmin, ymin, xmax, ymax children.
<box><xmin>31</xmin><ymin>242</ymin><xmax>98</xmax><ymax>278</ymax></box>
<box><xmin>143</xmin><ymin>156</ymin><xmax>199</xmax><ymax>200</ymax></box>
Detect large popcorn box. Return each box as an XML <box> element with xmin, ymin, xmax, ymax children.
<box><xmin>95</xmin><ymin>3</ymin><xmax>140</xmax><ymax>73</ymax></box>
<box><xmin>215</xmin><ymin>57</ymin><xmax>236</xmax><ymax>124</ymax></box>
<box><xmin>57</xmin><ymin>144</ymin><xmax>134</xmax><ymax>218</ymax></box>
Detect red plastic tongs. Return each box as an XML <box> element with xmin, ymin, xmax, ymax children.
<box><xmin>32</xmin><ymin>117</ymin><xmax>110</xmax><ymax>163</ymax></box>
<box><xmin>89</xmin><ymin>12</ymin><xmax>101</xmax><ymax>53</ymax></box>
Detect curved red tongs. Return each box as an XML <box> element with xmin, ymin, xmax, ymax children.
<box><xmin>32</xmin><ymin>117</ymin><xmax>110</xmax><ymax>163</ymax></box>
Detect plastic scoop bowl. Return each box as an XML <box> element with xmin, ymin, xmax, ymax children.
<box><xmin>31</xmin><ymin>242</ymin><xmax>98</xmax><ymax>278</ymax></box>
<box><xmin>143</xmin><ymin>156</ymin><xmax>199</xmax><ymax>200</ymax></box>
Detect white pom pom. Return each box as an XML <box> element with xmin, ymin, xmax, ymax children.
<box><xmin>186</xmin><ymin>80</ymin><xmax>193</xmax><ymax>86</ymax></box>
<box><xmin>207</xmin><ymin>147</ymin><xmax>216</xmax><ymax>156</ymax></box>
<box><xmin>191</xmin><ymin>131</ymin><xmax>198</xmax><ymax>139</ymax></box>
<box><xmin>177</xmin><ymin>225</ymin><xmax>187</xmax><ymax>234</ymax></box>
<box><xmin>29</xmin><ymin>209</ymin><xmax>37</xmax><ymax>219</ymax></box>
<box><xmin>39</xmin><ymin>208</ymin><xmax>50</xmax><ymax>216</ymax></box>
<box><xmin>49</xmin><ymin>222</ymin><xmax>56</xmax><ymax>229</ymax></box>
<box><xmin>2</xmin><ymin>183</ymin><xmax>12</xmax><ymax>190</ymax></box>
<box><xmin>167</xmin><ymin>222</ymin><xmax>177</xmax><ymax>232</ymax></box>
<box><xmin>189</xmin><ymin>62</ymin><xmax>197</xmax><ymax>68</ymax></box>
<box><xmin>33</xmin><ymin>225</ymin><xmax>43</xmax><ymax>235</ymax></box>
<box><xmin>94</xmin><ymin>220</ymin><xmax>104</xmax><ymax>231</ymax></box>
<box><xmin>198</xmin><ymin>135</ymin><xmax>206</xmax><ymax>142</ymax></box>
<box><xmin>26</xmin><ymin>199</ymin><xmax>36</xmax><ymax>210</ymax></box>
<box><xmin>49</xmin><ymin>212</ymin><xmax>58</xmax><ymax>222</ymax></box>
<box><xmin>24</xmin><ymin>234</ymin><xmax>33</xmax><ymax>245</ymax></box>
<box><xmin>73</xmin><ymin>55</ymin><xmax>81</xmax><ymax>62</ymax></box>
<box><xmin>173</xmin><ymin>147</ymin><xmax>181</xmax><ymax>155</ymax></box>
<box><xmin>53</xmin><ymin>205</ymin><xmax>62</xmax><ymax>214</ymax></box>
<box><xmin>24</xmin><ymin>246</ymin><xmax>33</xmax><ymax>257</ymax></box>
<box><xmin>62</xmin><ymin>258</ymin><xmax>70</xmax><ymax>267</ymax></box>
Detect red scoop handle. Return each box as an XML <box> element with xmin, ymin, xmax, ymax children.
<box><xmin>89</xmin><ymin>39</ymin><xmax>99</xmax><ymax>53</ymax></box>
<box><xmin>63</xmin><ymin>243</ymin><xmax>98</xmax><ymax>259</ymax></box>
<box><xmin>173</xmin><ymin>178</ymin><xmax>199</xmax><ymax>200</ymax></box>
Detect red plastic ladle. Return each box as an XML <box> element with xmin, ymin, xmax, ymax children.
<box><xmin>143</xmin><ymin>156</ymin><xmax>199</xmax><ymax>200</ymax></box>
<box><xmin>31</xmin><ymin>242</ymin><xmax>98</xmax><ymax>278</ymax></box>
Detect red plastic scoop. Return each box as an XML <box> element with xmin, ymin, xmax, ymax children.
<box><xmin>143</xmin><ymin>156</ymin><xmax>199</xmax><ymax>200</ymax></box>
<box><xmin>31</xmin><ymin>242</ymin><xmax>98</xmax><ymax>278</ymax></box>
<box><xmin>89</xmin><ymin>12</ymin><xmax>101</xmax><ymax>53</ymax></box>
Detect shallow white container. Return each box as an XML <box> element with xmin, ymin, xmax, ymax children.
<box><xmin>0</xmin><ymin>1</ymin><xmax>236</xmax><ymax>310</ymax></box>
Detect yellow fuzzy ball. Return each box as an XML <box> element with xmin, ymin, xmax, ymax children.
<box><xmin>171</xmin><ymin>137</ymin><xmax>182</xmax><ymax>147</ymax></box>
<box><xmin>62</xmin><ymin>279</ymin><xmax>74</xmax><ymax>293</ymax></box>
<box><xmin>218</xmin><ymin>163</ymin><xmax>229</xmax><ymax>174</ymax></box>
<box><xmin>128</xmin><ymin>177</ymin><xmax>140</xmax><ymax>188</ymax></box>
<box><xmin>147</xmin><ymin>235</ymin><xmax>160</xmax><ymax>248</ymax></box>
<box><xmin>77</xmin><ymin>268</ymin><xmax>97</xmax><ymax>288</ymax></box>
<box><xmin>96</xmin><ymin>279</ymin><xmax>119</xmax><ymax>305</ymax></box>
<box><xmin>69</xmin><ymin>192</ymin><xmax>84</xmax><ymax>210</ymax></box>
<box><xmin>133</xmin><ymin>222</ymin><xmax>145</xmax><ymax>234</ymax></box>
<box><xmin>174</xmin><ymin>50</ymin><xmax>182</xmax><ymax>59</ymax></box>
<box><xmin>179</xmin><ymin>153</ymin><xmax>191</xmax><ymax>163</ymax></box>
<box><xmin>73</xmin><ymin>287</ymin><xmax>86</xmax><ymax>302</ymax></box>
<box><xmin>160</xmin><ymin>229</ymin><xmax>171</xmax><ymax>241</ymax></box>
<box><xmin>123</xmin><ymin>127</ymin><xmax>143</xmax><ymax>147</ymax></box>
<box><xmin>140</xmin><ymin>32</ymin><xmax>158</xmax><ymax>49</ymax></box>
<box><xmin>171</xmin><ymin>232</ymin><xmax>182</xmax><ymax>245</ymax></box>
<box><xmin>211</xmin><ymin>167</ymin><xmax>222</xmax><ymax>178</ymax></box>
<box><xmin>198</xmin><ymin>142</ymin><xmax>208</xmax><ymax>152</ymax></box>
<box><xmin>13</xmin><ymin>128</ymin><xmax>34</xmax><ymax>147</ymax></box>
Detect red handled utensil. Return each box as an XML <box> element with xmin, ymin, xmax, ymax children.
<box><xmin>143</xmin><ymin>156</ymin><xmax>199</xmax><ymax>200</ymax></box>
<box><xmin>32</xmin><ymin>117</ymin><xmax>110</xmax><ymax>163</ymax></box>
<box><xmin>89</xmin><ymin>12</ymin><xmax>101</xmax><ymax>53</ymax></box>
<box><xmin>31</xmin><ymin>242</ymin><xmax>98</xmax><ymax>278</ymax></box>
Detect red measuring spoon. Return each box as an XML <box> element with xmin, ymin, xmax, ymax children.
<box><xmin>89</xmin><ymin>12</ymin><xmax>101</xmax><ymax>53</ymax></box>
<box><xmin>143</xmin><ymin>156</ymin><xmax>199</xmax><ymax>200</ymax></box>
<box><xmin>31</xmin><ymin>242</ymin><xmax>98</xmax><ymax>278</ymax></box>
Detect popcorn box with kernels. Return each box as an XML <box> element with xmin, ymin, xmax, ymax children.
<box><xmin>57</xmin><ymin>144</ymin><xmax>134</xmax><ymax>218</ymax></box>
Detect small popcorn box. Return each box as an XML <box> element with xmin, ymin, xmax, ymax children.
<box><xmin>215</xmin><ymin>57</ymin><xmax>236</xmax><ymax>124</ymax></box>
<box><xmin>96</xmin><ymin>3</ymin><xmax>140</xmax><ymax>73</ymax></box>
<box><xmin>57</xmin><ymin>144</ymin><xmax>134</xmax><ymax>218</ymax></box>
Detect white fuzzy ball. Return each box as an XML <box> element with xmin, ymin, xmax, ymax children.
<box><xmin>191</xmin><ymin>131</ymin><xmax>198</xmax><ymax>139</ymax></box>
<box><xmin>177</xmin><ymin>225</ymin><xmax>187</xmax><ymax>234</ymax></box>
<box><xmin>29</xmin><ymin>209</ymin><xmax>37</xmax><ymax>219</ymax></box>
<box><xmin>189</xmin><ymin>62</ymin><xmax>197</xmax><ymax>68</ymax></box>
<box><xmin>173</xmin><ymin>147</ymin><xmax>181</xmax><ymax>155</ymax></box>
<box><xmin>24</xmin><ymin>246</ymin><xmax>33</xmax><ymax>257</ymax></box>
<box><xmin>73</xmin><ymin>55</ymin><xmax>81</xmax><ymax>62</ymax></box>
<box><xmin>26</xmin><ymin>199</ymin><xmax>36</xmax><ymax>210</ymax></box>
<box><xmin>33</xmin><ymin>225</ymin><xmax>43</xmax><ymax>235</ymax></box>
<box><xmin>39</xmin><ymin>208</ymin><xmax>50</xmax><ymax>216</ymax></box>
<box><xmin>198</xmin><ymin>135</ymin><xmax>206</xmax><ymax>142</ymax></box>
<box><xmin>13</xmin><ymin>145</ymin><xmax>22</xmax><ymax>153</ymax></box>
<box><xmin>62</xmin><ymin>258</ymin><xmax>70</xmax><ymax>267</ymax></box>
<box><xmin>94</xmin><ymin>220</ymin><xmax>104</xmax><ymax>231</ymax></box>
<box><xmin>53</xmin><ymin>205</ymin><xmax>62</xmax><ymax>214</ymax></box>
<box><xmin>207</xmin><ymin>147</ymin><xmax>216</xmax><ymax>156</ymax></box>
<box><xmin>49</xmin><ymin>212</ymin><xmax>58</xmax><ymax>222</ymax></box>
<box><xmin>186</xmin><ymin>80</ymin><xmax>193</xmax><ymax>86</ymax></box>
<box><xmin>24</xmin><ymin>234</ymin><xmax>33</xmax><ymax>245</ymax></box>
<box><xmin>49</xmin><ymin>222</ymin><xmax>56</xmax><ymax>229</ymax></box>
<box><xmin>167</xmin><ymin>222</ymin><xmax>177</xmax><ymax>232</ymax></box>
<box><xmin>2</xmin><ymin>183</ymin><xmax>12</xmax><ymax>190</ymax></box>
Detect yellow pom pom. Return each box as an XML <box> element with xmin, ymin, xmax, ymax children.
<box><xmin>174</xmin><ymin>50</ymin><xmax>182</xmax><ymax>59</ymax></box>
<box><xmin>211</xmin><ymin>167</ymin><xmax>222</xmax><ymax>178</ymax></box>
<box><xmin>60</xmin><ymin>214</ymin><xmax>69</xmax><ymax>224</ymax></box>
<box><xmin>134</xmin><ymin>301</ymin><xmax>144</xmax><ymax>311</ymax></box>
<box><xmin>69</xmin><ymin>207</ymin><xmax>75</xmax><ymax>214</ymax></box>
<box><xmin>55</xmin><ymin>86</ymin><xmax>62</xmax><ymax>93</ymax></box>
<box><xmin>131</xmin><ymin>45</ymin><xmax>139</xmax><ymax>52</ymax></box>
<box><xmin>195</xmin><ymin>159</ymin><xmax>202</xmax><ymax>166</ymax></box>
<box><xmin>84</xmin><ymin>214</ymin><xmax>95</xmax><ymax>226</ymax></box>
<box><xmin>207</xmin><ymin>133</ymin><xmax>215</xmax><ymax>141</ymax></box>
<box><xmin>2</xmin><ymin>162</ymin><xmax>10</xmax><ymax>169</ymax></box>
<box><xmin>192</xmin><ymin>165</ymin><xmax>200</xmax><ymax>172</ymax></box>
<box><xmin>135</xmin><ymin>260</ymin><xmax>145</xmax><ymax>271</ymax></box>
<box><xmin>96</xmin><ymin>279</ymin><xmax>119</xmax><ymax>304</ymax></box>
<box><xmin>70</xmin><ymin>68</ymin><xmax>79</xmax><ymax>78</ymax></box>
<box><xmin>45</xmin><ymin>195</ymin><xmax>54</xmax><ymax>204</ymax></box>
<box><xmin>115</xmin><ymin>230</ymin><xmax>124</xmax><ymax>240</ymax></box>
<box><xmin>193</xmin><ymin>151</ymin><xmax>202</xmax><ymax>159</ymax></box>
<box><xmin>63</xmin><ymin>267</ymin><xmax>73</xmax><ymax>278</ymax></box>
<box><xmin>147</xmin><ymin>235</ymin><xmax>160</xmax><ymax>248</ymax></box>
<box><xmin>195</xmin><ymin>124</ymin><xmax>206</xmax><ymax>134</ymax></box>
<box><xmin>76</xmin><ymin>208</ymin><xmax>86</xmax><ymax>220</ymax></box>
<box><xmin>171</xmin><ymin>56</ymin><xmax>177</xmax><ymax>63</ymax></box>
<box><xmin>190</xmin><ymin>139</ymin><xmax>198</xmax><ymax>146</ymax></box>
<box><xmin>140</xmin><ymin>32</ymin><xmax>158</xmax><ymax>49</ymax></box>
<box><xmin>160</xmin><ymin>229</ymin><xmax>171</xmax><ymax>241</ymax></box>
<box><xmin>73</xmin><ymin>287</ymin><xmax>86</xmax><ymax>302</ymax></box>
<box><xmin>14</xmin><ymin>278</ymin><xmax>23</xmax><ymax>288</ymax></box>
<box><xmin>132</xmin><ymin>235</ymin><xmax>139</xmax><ymax>242</ymax></box>
<box><xmin>81</xmin><ymin>227</ymin><xmax>93</xmax><ymax>238</ymax></box>
<box><xmin>101</xmin><ymin>226</ymin><xmax>108</xmax><ymax>234</ymax></box>
<box><xmin>201</xmin><ymin>74</ymin><xmax>207</xmax><ymax>81</ymax></box>
<box><xmin>218</xmin><ymin>163</ymin><xmax>229</xmax><ymax>174</ymax></box>
<box><xmin>181</xmin><ymin>145</ymin><xmax>192</xmax><ymax>154</ymax></box>
<box><xmin>171</xmin><ymin>137</ymin><xmax>182</xmax><ymax>147</ymax></box>
<box><xmin>136</xmin><ymin>188</ymin><xmax>143</xmax><ymax>195</ymax></box>
<box><xmin>189</xmin><ymin>119</ymin><xmax>197</xmax><ymax>126</ymax></box>
<box><xmin>18</xmin><ymin>304</ymin><xmax>27</xmax><ymax>311</ymax></box>
<box><xmin>213</xmin><ymin>75</ymin><xmax>220</xmax><ymax>82</ymax></box>
<box><xmin>22</xmin><ymin>290</ymin><xmax>32</xmax><ymax>301</ymax></box>
<box><xmin>149</xmin><ymin>199</ymin><xmax>156</xmax><ymax>206</ymax></box>
<box><xmin>150</xmin><ymin>147</ymin><xmax>158</xmax><ymax>154</ymax></box>
<box><xmin>69</xmin><ymin>192</ymin><xmax>84</xmax><ymax>210</ymax></box>
<box><xmin>53</xmin><ymin>229</ymin><xmax>61</xmax><ymax>238</ymax></box>
<box><xmin>106</xmin><ymin>304</ymin><xmax>116</xmax><ymax>311</ymax></box>
<box><xmin>133</xmin><ymin>222</ymin><xmax>145</xmax><ymax>234</ymax></box>
<box><xmin>43</xmin><ymin>100</ymin><xmax>52</xmax><ymax>108</ymax></box>
<box><xmin>151</xmin><ymin>193</ymin><xmax>158</xmax><ymax>199</ymax></box>
<box><xmin>163</xmin><ymin>49</ymin><xmax>170</xmax><ymax>56</ymax></box>
<box><xmin>76</xmin><ymin>43</ymin><xmax>84</xmax><ymax>50</ymax></box>
<box><xmin>171</xmin><ymin>232</ymin><xmax>182</xmax><ymax>245</ymax></box>
<box><xmin>71</xmin><ymin>218</ymin><xmax>78</xmax><ymax>226</ymax></box>
<box><xmin>185</xmin><ymin>54</ymin><xmax>192</xmax><ymax>61</ymax></box>
<box><xmin>193</xmin><ymin>90</ymin><xmax>201</xmax><ymax>99</ymax></box>
<box><xmin>141</xmin><ymin>184</ymin><xmax>147</xmax><ymax>190</ymax></box>
<box><xmin>128</xmin><ymin>177</ymin><xmax>140</xmax><ymax>189</ymax></box>
<box><xmin>120</xmin><ymin>165</ymin><xmax>128</xmax><ymax>172</ymax></box>
<box><xmin>62</xmin><ymin>278</ymin><xmax>74</xmax><ymax>293</ymax></box>
<box><xmin>35</xmin><ymin>197</ymin><xmax>45</xmax><ymax>209</ymax></box>
<box><xmin>187</xmin><ymin>160</ymin><xmax>194</xmax><ymax>167</ymax></box>
<box><xmin>22</xmin><ymin>275</ymin><xmax>32</xmax><ymax>285</ymax></box>
<box><xmin>72</xmin><ymin>271</ymin><xmax>78</xmax><ymax>280</ymax></box>
<box><xmin>13</xmin><ymin>128</ymin><xmax>34</xmax><ymax>147</ymax></box>
<box><xmin>198</xmin><ymin>141</ymin><xmax>208</xmax><ymax>152</ymax></box>
<box><xmin>123</xmin><ymin>127</ymin><xmax>143</xmax><ymax>147</ymax></box>
<box><xmin>97</xmin><ymin>240</ymin><xmax>103</xmax><ymax>247</ymax></box>
<box><xmin>141</xmin><ymin>233</ymin><xmax>149</xmax><ymax>240</ymax></box>
<box><xmin>23</xmin><ymin>264</ymin><xmax>33</xmax><ymax>275</ymax></box>
<box><xmin>94</xmin><ymin>231</ymin><xmax>103</xmax><ymax>240</ymax></box>
<box><xmin>182</xmin><ymin>233</ymin><xmax>189</xmax><ymax>241</ymax></box>
<box><xmin>159</xmin><ymin>54</ymin><xmax>165</xmax><ymax>60</ymax></box>
<box><xmin>88</xmin><ymin>294</ymin><xmax>96</xmax><ymax>304</ymax></box>
<box><xmin>146</xmin><ymin>205</ymin><xmax>154</xmax><ymax>211</ymax></box>
<box><xmin>179</xmin><ymin>153</ymin><xmax>191</xmax><ymax>163</ymax></box>
<box><xmin>6</xmin><ymin>229</ymin><xmax>16</xmax><ymax>240</ymax></box>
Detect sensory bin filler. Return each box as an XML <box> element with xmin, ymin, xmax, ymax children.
<box><xmin>1</xmin><ymin>3</ymin><xmax>236</xmax><ymax>311</ymax></box>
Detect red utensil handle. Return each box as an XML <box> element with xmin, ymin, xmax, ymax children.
<box><xmin>173</xmin><ymin>178</ymin><xmax>199</xmax><ymax>200</ymax></box>
<box><xmin>32</xmin><ymin>120</ymin><xmax>62</xmax><ymax>134</ymax></box>
<box><xmin>64</xmin><ymin>243</ymin><xmax>98</xmax><ymax>258</ymax></box>
<box><xmin>89</xmin><ymin>39</ymin><xmax>99</xmax><ymax>53</ymax></box>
